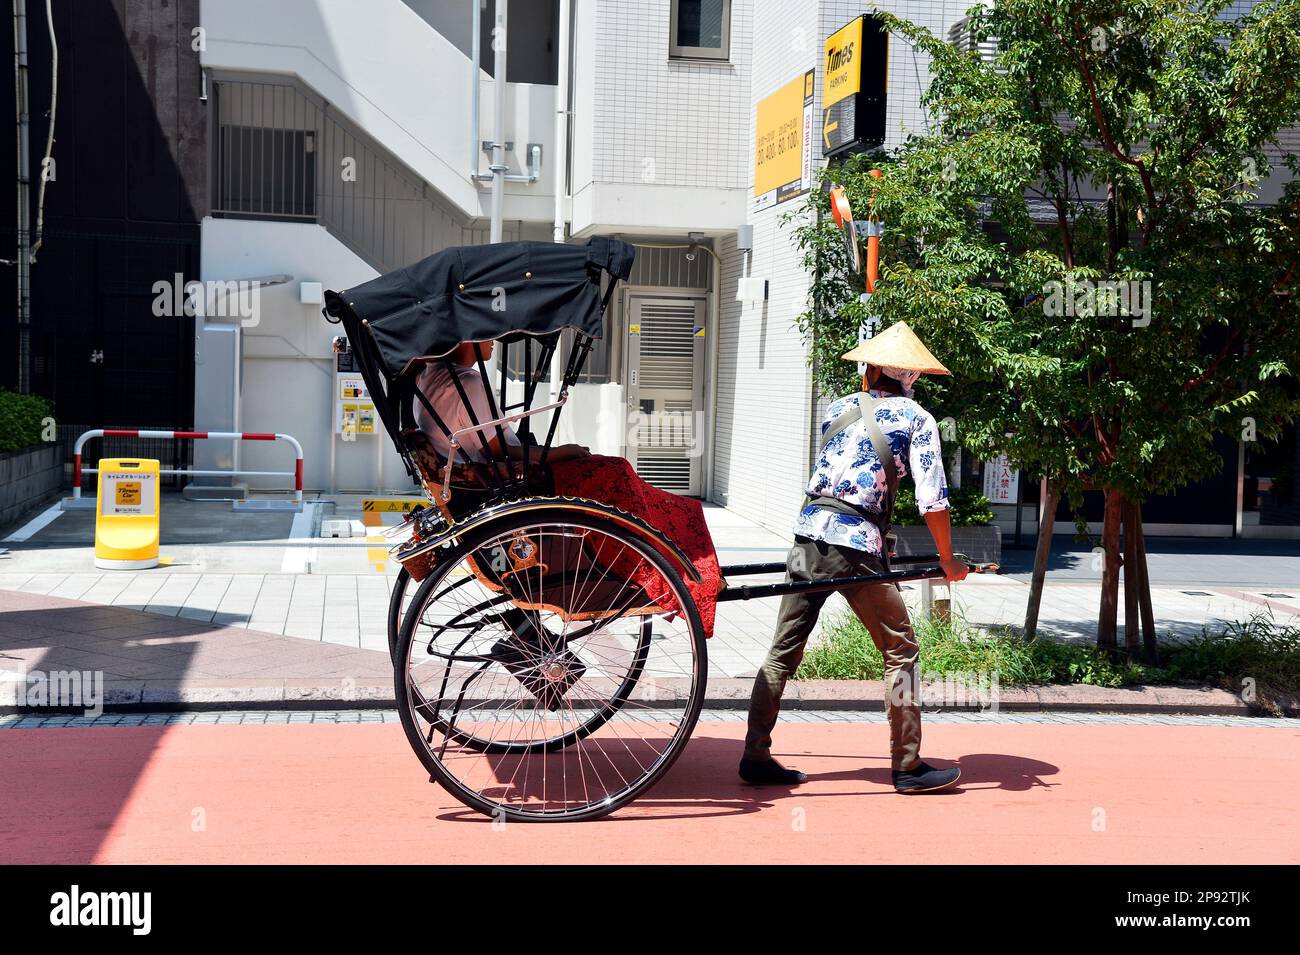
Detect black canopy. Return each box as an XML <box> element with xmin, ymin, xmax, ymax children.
<box><xmin>324</xmin><ymin>237</ymin><xmax>634</xmax><ymax>379</ymax></box>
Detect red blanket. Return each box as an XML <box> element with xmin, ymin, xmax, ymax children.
<box><xmin>550</xmin><ymin>455</ymin><xmax>721</xmax><ymax>638</ymax></box>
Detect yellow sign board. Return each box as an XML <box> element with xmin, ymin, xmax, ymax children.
<box><xmin>824</xmin><ymin>16</ymin><xmax>863</xmax><ymax>108</ymax></box>
<box><xmin>823</xmin><ymin>14</ymin><xmax>889</xmax><ymax>156</ymax></box>
<box><xmin>362</xmin><ymin>498</ymin><xmax>424</xmax><ymax>513</ymax></box>
<box><xmin>336</xmin><ymin>374</ymin><xmax>377</xmax><ymax>437</ymax></box>
<box><xmin>754</xmin><ymin>69</ymin><xmax>815</xmax><ymax>209</ymax></box>
<box><xmin>95</xmin><ymin>458</ymin><xmax>161</xmax><ymax>569</ymax></box>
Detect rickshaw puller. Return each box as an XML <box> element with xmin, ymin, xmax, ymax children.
<box><xmin>738</xmin><ymin>322</ymin><xmax>969</xmax><ymax>794</ymax></box>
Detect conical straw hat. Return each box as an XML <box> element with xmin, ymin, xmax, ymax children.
<box><xmin>841</xmin><ymin>321</ymin><xmax>950</xmax><ymax>375</ymax></box>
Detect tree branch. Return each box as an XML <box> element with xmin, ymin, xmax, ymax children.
<box><xmin>1048</xmin><ymin>10</ymin><xmax>1159</xmax><ymax>241</ymax></box>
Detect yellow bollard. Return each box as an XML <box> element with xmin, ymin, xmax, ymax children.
<box><xmin>94</xmin><ymin>458</ymin><xmax>161</xmax><ymax>570</ymax></box>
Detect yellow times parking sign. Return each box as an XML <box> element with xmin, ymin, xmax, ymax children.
<box><xmin>822</xmin><ymin>14</ymin><xmax>889</xmax><ymax>156</ymax></box>
<box><xmin>115</xmin><ymin>481</ymin><xmax>142</xmax><ymax>507</ymax></box>
<box><xmin>95</xmin><ymin>458</ymin><xmax>161</xmax><ymax>570</ymax></box>
<box><xmin>824</xmin><ymin>16</ymin><xmax>863</xmax><ymax>108</ymax></box>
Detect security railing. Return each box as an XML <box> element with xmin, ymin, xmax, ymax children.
<box><xmin>210</xmin><ymin>77</ymin><xmax>513</xmax><ymax>274</ymax></box>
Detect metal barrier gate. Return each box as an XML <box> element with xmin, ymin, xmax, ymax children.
<box><xmin>66</xmin><ymin>429</ymin><xmax>304</xmax><ymax>512</ymax></box>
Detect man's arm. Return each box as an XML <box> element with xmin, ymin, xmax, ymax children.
<box><xmin>909</xmin><ymin>409</ymin><xmax>967</xmax><ymax>583</ymax></box>
<box><xmin>922</xmin><ymin>509</ymin><xmax>968</xmax><ymax>582</ymax></box>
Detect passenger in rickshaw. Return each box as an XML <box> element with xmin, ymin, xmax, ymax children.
<box><xmin>418</xmin><ymin>339</ymin><xmax>724</xmax><ymax>635</ymax></box>
<box><xmin>413</xmin><ymin>340</ymin><xmax>589</xmax><ymax>464</ymax></box>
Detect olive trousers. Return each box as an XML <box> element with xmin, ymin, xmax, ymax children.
<box><xmin>743</xmin><ymin>535</ymin><xmax>922</xmax><ymax>772</ymax></box>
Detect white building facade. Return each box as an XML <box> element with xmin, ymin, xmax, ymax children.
<box><xmin>192</xmin><ymin>0</ymin><xmax>1298</xmax><ymax>539</ymax></box>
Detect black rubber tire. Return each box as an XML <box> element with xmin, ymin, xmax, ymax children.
<box><xmin>387</xmin><ymin>566</ymin><xmax>412</xmax><ymax>664</ymax></box>
<box><xmin>393</xmin><ymin>507</ymin><xmax>707</xmax><ymax>822</ymax></box>
<box><xmin>393</xmin><ymin>560</ymin><xmax>652</xmax><ymax>755</ymax></box>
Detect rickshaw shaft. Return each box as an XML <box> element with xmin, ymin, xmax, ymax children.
<box><xmin>717</xmin><ymin>564</ymin><xmax>947</xmax><ymax>602</ymax></box>
<box><xmin>720</xmin><ymin>554</ymin><xmax>941</xmax><ymax>578</ymax></box>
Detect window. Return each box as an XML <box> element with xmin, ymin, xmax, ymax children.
<box><xmin>670</xmin><ymin>0</ymin><xmax>730</xmax><ymax>61</ymax></box>
<box><xmin>215</xmin><ymin>125</ymin><xmax>317</xmax><ymax>220</ymax></box>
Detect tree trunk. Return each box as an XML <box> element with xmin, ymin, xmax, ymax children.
<box><xmin>1097</xmin><ymin>488</ymin><xmax>1123</xmax><ymax>650</ymax></box>
<box><xmin>1122</xmin><ymin>497</ymin><xmax>1140</xmax><ymax>660</ymax></box>
<box><xmin>1135</xmin><ymin>510</ymin><xmax>1158</xmax><ymax>665</ymax></box>
<box><xmin>1024</xmin><ymin>480</ymin><xmax>1058</xmax><ymax>641</ymax></box>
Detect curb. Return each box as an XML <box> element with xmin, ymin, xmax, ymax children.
<box><xmin>0</xmin><ymin>677</ymin><xmax>1285</xmax><ymax>717</ymax></box>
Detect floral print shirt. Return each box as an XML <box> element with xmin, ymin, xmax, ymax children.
<box><xmin>793</xmin><ymin>389</ymin><xmax>950</xmax><ymax>556</ymax></box>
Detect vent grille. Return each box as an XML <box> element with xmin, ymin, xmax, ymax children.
<box><xmin>632</xmin><ymin>301</ymin><xmax>699</xmax><ymax>493</ymax></box>
<box><xmin>947</xmin><ymin>17</ymin><xmax>999</xmax><ymax>64</ymax></box>
<box><xmin>638</xmin><ymin>302</ymin><xmax>697</xmax><ymax>389</ymax></box>
<box><xmin>629</xmin><ymin>245</ymin><xmax>712</xmax><ymax>289</ymax></box>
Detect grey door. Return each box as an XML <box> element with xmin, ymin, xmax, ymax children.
<box><xmin>623</xmin><ymin>295</ymin><xmax>707</xmax><ymax>495</ymax></box>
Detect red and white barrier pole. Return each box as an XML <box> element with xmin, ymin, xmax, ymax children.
<box><xmin>70</xmin><ymin>429</ymin><xmax>304</xmax><ymax>505</ymax></box>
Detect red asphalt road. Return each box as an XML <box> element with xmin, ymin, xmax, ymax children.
<box><xmin>1</xmin><ymin>720</ymin><xmax>1296</xmax><ymax>864</ymax></box>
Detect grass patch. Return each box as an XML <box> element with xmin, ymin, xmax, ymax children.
<box><xmin>796</xmin><ymin>611</ymin><xmax>1300</xmax><ymax>713</ymax></box>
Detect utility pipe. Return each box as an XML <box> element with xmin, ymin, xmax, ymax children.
<box><xmin>489</xmin><ymin>0</ymin><xmax>507</xmax><ymax>243</ymax></box>
<box><xmin>553</xmin><ymin>0</ymin><xmax>570</xmax><ymax>243</ymax></box>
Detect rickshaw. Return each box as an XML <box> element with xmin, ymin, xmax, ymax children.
<box><xmin>324</xmin><ymin>237</ymin><xmax>976</xmax><ymax>822</ymax></box>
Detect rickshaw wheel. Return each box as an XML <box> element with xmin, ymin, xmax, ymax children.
<box><xmin>387</xmin><ymin>566</ymin><xmax>413</xmax><ymax>663</ymax></box>
<box><xmin>394</xmin><ymin>555</ymin><xmax>653</xmax><ymax>754</ymax></box>
<box><xmin>393</xmin><ymin>507</ymin><xmax>707</xmax><ymax>822</ymax></box>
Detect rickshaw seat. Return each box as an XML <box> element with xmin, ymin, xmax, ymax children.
<box><xmin>400</xmin><ymin>428</ymin><xmax>660</xmax><ymax>620</ymax></box>
<box><xmin>400</xmin><ymin>427</ymin><xmax>498</xmax><ymax>521</ymax></box>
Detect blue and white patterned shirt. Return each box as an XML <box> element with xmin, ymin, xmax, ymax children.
<box><xmin>793</xmin><ymin>389</ymin><xmax>950</xmax><ymax>556</ymax></box>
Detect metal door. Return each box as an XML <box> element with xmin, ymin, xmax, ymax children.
<box><xmin>623</xmin><ymin>295</ymin><xmax>706</xmax><ymax>495</ymax></box>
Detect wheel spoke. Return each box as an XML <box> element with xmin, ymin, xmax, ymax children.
<box><xmin>393</xmin><ymin>514</ymin><xmax>706</xmax><ymax>819</ymax></box>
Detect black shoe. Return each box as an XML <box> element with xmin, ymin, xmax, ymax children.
<box><xmin>738</xmin><ymin>757</ymin><xmax>807</xmax><ymax>786</ymax></box>
<box><xmin>892</xmin><ymin>761</ymin><xmax>961</xmax><ymax>794</ymax></box>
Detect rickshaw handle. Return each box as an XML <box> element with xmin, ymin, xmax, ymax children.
<box><xmin>720</xmin><ymin>554</ymin><xmax>998</xmax><ymax>578</ymax></box>
<box><xmin>717</xmin><ymin>555</ymin><xmax>998</xmax><ymax>602</ymax></box>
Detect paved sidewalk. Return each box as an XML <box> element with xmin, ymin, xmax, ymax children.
<box><xmin>0</xmin><ymin>589</ymin><xmax>391</xmax><ymax>708</ymax></box>
<box><xmin>0</xmin><ymin>588</ymin><xmax>1265</xmax><ymax>714</ymax></box>
<box><xmin>0</xmin><ymin>569</ymin><xmax>1294</xmax><ymax>677</ymax></box>
<box><xmin>1</xmin><ymin>496</ymin><xmax>1296</xmax><ymax>706</ymax></box>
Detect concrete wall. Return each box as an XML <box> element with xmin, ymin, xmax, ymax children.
<box><xmin>568</xmin><ymin>0</ymin><xmax>751</xmax><ymax>234</ymax></box>
<box><xmin>0</xmin><ymin>0</ymin><xmax>203</xmax><ymax>423</ymax></box>
<box><xmin>0</xmin><ymin>446</ymin><xmax>63</xmax><ymax>529</ymax></box>
<box><xmin>199</xmin><ymin>215</ymin><xmax>555</xmax><ymax>493</ymax></box>
<box><xmin>199</xmin><ymin>218</ymin><xmax>387</xmax><ymax>492</ymax></box>
<box><xmin>406</xmin><ymin>0</ymin><xmax>560</xmax><ymax>84</ymax></box>
<box><xmin>201</xmin><ymin>0</ymin><xmax>557</xmax><ymax>224</ymax></box>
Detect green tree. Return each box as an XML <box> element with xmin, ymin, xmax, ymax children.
<box><xmin>794</xmin><ymin>0</ymin><xmax>1300</xmax><ymax>655</ymax></box>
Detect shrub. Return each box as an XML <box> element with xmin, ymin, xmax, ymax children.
<box><xmin>0</xmin><ymin>390</ymin><xmax>53</xmax><ymax>454</ymax></box>
<box><xmin>892</xmin><ymin>483</ymin><xmax>995</xmax><ymax>527</ymax></box>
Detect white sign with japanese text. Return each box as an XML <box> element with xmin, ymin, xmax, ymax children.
<box><xmin>982</xmin><ymin>455</ymin><xmax>1019</xmax><ymax>505</ymax></box>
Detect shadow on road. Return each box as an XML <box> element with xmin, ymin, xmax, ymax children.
<box><xmin>0</xmin><ymin>604</ymin><xmax>244</xmax><ymax>863</ymax></box>
<box><xmin>428</xmin><ymin>736</ymin><xmax>1062</xmax><ymax>824</ymax></box>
